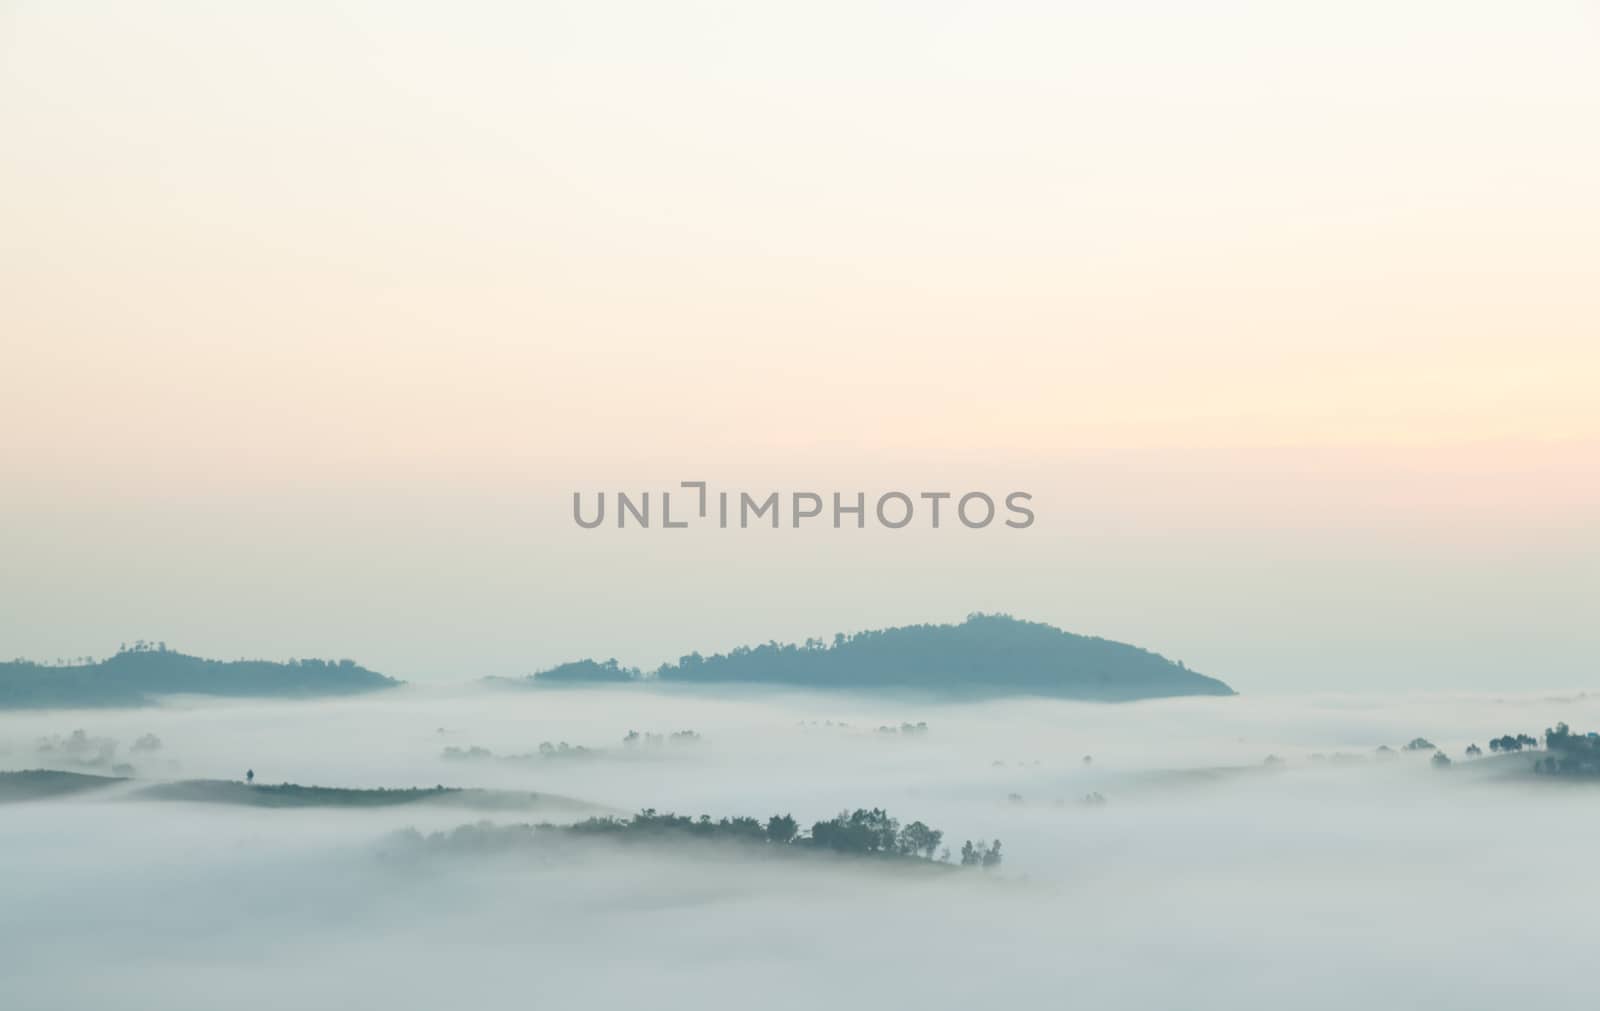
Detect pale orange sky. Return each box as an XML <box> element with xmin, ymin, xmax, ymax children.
<box><xmin>2</xmin><ymin>2</ymin><xmax>1596</xmax><ymax>688</ymax></box>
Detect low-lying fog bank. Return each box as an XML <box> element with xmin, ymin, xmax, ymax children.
<box><xmin>3</xmin><ymin>687</ymin><xmax>1597</xmax><ymax>1008</ymax></box>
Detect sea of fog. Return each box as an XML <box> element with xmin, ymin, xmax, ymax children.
<box><xmin>2</xmin><ymin>685</ymin><xmax>1596</xmax><ymax>1009</ymax></box>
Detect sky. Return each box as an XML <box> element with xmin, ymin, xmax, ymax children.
<box><xmin>2</xmin><ymin>1</ymin><xmax>1596</xmax><ymax>691</ymax></box>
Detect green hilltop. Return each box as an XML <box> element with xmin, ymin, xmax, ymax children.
<box><xmin>516</xmin><ymin>613</ymin><xmax>1234</xmax><ymax>700</ymax></box>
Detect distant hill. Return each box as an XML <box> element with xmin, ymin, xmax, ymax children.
<box><xmin>0</xmin><ymin>645</ymin><xmax>400</xmax><ymax>708</ymax></box>
<box><xmin>0</xmin><ymin>769</ymin><xmax>126</xmax><ymax>803</ymax></box>
<box><xmin>134</xmin><ymin>779</ymin><xmax>604</xmax><ymax>815</ymax></box>
<box><xmin>0</xmin><ymin>770</ymin><xmax>605</xmax><ymax>816</ymax></box>
<box><xmin>513</xmin><ymin>613</ymin><xmax>1234</xmax><ymax>700</ymax></box>
<box><xmin>512</xmin><ymin>658</ymin><xmax>641</xmax><ymax>684</ymax></box>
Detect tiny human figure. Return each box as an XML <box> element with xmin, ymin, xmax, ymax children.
<box><xmin>246</xmin><ymin>769</ymin><xmax>255</xmax><ymax>784</ymax></box>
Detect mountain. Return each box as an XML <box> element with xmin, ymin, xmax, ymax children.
<box><xmin>0</xmin><ymin>646</ymin><xmax>400</xmax><ymax>708</ymax></box>
<box><xmin>518</xmin><ymin>613</ymin><xmax>1235</xmax><ymax>700</ymax></box>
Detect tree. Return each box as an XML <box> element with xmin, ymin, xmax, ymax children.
<box><xmin>245</xmin><ymin>769</ymin><xmax>255</xmax><ymax>784</ymax></box>
<box><xmin>765</xmin><ymin>813</ymin><xmax>798</xmax><ymax>845</ymax></box>
<box><xmin>899</xmin><ymin>820</ymin><xmax>943</xmax><ymax>859</ymax></box>
<box><xmin>1431</xmin><ymin>751</ymin><xmax>1451</xmax><ymax>768</ymax></box>
<box><xmin>1465</xmin><ymin>743</ymin><xmax>1482</xmax><ymax>758</ymax></box>
<box><xmin>982</xmin><ymin>840</ymin><xmax>1003</xmax><ymax>868</ymax></box>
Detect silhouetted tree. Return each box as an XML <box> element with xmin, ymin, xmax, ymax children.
<box><xmin>959</xmin><ymin>839</ymin><xmax>1002</xmax><ymax>867</ymax></box>
<box><xmin>765</xmin><ymin>813</ymin><xmax>798</xmax><ymax>844</ymax></box>
<box><xmin>982</xmin><ymin>840</ymin><xmax>1003</xmax><ymax>868</ymax></box>
<box><xmin>899</xmin><ymin>820</ymin><xmax>943</xmax><ymax>859</ymax></box>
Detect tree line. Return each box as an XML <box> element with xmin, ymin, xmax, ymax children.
<box><xmin>565</xmin><ymin>807</ymin><xmax>1000</xmax><ymax>867</ymax></box>
<box><xmin>1434</xmin><ymin>724</ymin><xmax>1598</xmax><ymax>775</ymax></box>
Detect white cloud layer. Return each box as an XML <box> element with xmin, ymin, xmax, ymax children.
<box><xmin>3</xmin><ymin>686</ymin><xmax>1595</xmax><ymax>1008</ymax></box>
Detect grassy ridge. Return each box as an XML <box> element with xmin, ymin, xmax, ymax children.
<box><xmin>0</xmin><ymin>770</ymin><xmax>603</xmax><ymax>815</ymax></box>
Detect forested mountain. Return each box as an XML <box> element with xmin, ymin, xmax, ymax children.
<box><xmin>519</xmin><ymin>613</ymin><xmax>1234</xmax><ymax>700</ymax></box>
<box><xmin>0</xmin><ymin>643</ymin><xmax>399</xmax><ymax>708</ymax></box>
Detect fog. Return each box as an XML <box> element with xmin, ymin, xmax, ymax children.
<box><xmin>3</xmin><ymin>687</ymin><xmax>1596</xmax><ymax>1008</ymax></box>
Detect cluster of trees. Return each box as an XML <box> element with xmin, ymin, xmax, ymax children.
<box><xmin>441</xmin><ymin>742</ymin><xmax>601</xmax><ymax>762</ymax></box>
<box><xmin>1436</xmin><ymin>730</ymin><xmax>1546</xmax><ymax>763</ymax></box>
<box><xmin>876</xmin><ymin>722</ymin><xmax>930</xmax><ymax>735</ymax></box>
<box><xmin>34</xmin><ymin>728</ymin><xmax>119</xmax><ymax>767</ymax></box>
<box><xmin>1295</xmin><ymin>737</ymin><xmax>1556</xmax><ymax>767</ymax></box>
<box><xmin>1533</xmin><ymin>723</ymin><xmax>1600</xmax><ymax>777</ymax></box>
<box><xmin>1490</xmin><ymin>734</ymin><xmax>1539</xmax><ymax>753</ymax></box>
<box><xmin>442</xmin><ymin>731</ymin><xmax>704</xmax><ymax>764</ymax></box>
<box><xmin>1416</xmin><ymin>726</ymin><xmax>1600</xmax><ymax>774</ymax></box>
<box><xmin>959</xmin><ymin>840</ymin><xmax>1003</xmax><ymax>867</ymax></box>
<box><xmin>622</xmin><ymin>730</ymin><xmax>701</xmax><ymax>747</ymax></box>
<box><xmin>448</xmin><ymin>741</ymin><xmax>601</xmax><ymax>760</ymax></box>
<box><xmin>564</xmin><ymin>807</ymin><xmax>999</xmax><ymax>867</ymax></box>
<box><xmin>441</xmin><ymin>746</ymin><xmax>495</xmax><ymax>761</ymax></box>
<box><xmin>537</xmin><ymin>741</ymin><xmax>595</xmax><ymax>758</ymax></box>
<box><xmin>808</xmin><ymin>808</ymin><xmax>946</xmax><ymax>859</ymax></box>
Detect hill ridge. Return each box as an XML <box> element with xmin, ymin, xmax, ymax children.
<box><xmin>0</xmin><ymin>645</ymin><xmax>399</xmax><ymax>708</ymax></box>
<box><xmin>517</xmin><ymin>613</ymin><xmax>1234</xmax><ymax>700</ymax></box>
